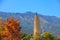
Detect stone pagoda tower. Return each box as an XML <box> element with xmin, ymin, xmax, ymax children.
<box><xmin>33</xmin><ymin>13</ymin><xmax>40</xmax><ymax>40</ymax></box>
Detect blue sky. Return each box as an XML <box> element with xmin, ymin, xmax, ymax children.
<box><xmin>0</xmin><ymin>0</ymin><xmax>60</xmax><ymax>17</ymax></box>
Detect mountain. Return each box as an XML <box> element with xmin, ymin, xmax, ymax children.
<box><xmin>0</xmin><ymin>11</ymin><xmax>60</xmax><ymax>36</ymax></box>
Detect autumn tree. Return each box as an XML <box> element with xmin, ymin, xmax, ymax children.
<box><xmin>0</xmin><ymin>16</ymin><xmax>22</xmax><ymax>40</ymax></box>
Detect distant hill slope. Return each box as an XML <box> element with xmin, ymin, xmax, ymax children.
<box><xmin>0</xmin><ymin>11</ymin><xmax>60</xmax><ymax>36</ymax></box>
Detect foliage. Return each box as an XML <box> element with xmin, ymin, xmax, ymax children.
<box><xmin>21</xmin><ymin>32</ymin><xmax>60</xmax><ymax>40</ymax></box>
<box><xmin>41</xmin><ymin>32</ymin><xmax>55</xmax><ymax>40</ymax></box>
<box><xmin>0</xmin><ymin>34</ymin><xmax>7</xmax><ymax>40</ymax></box>
<box><xmin>22</xmin><ymin>33</ymin><xmax>32</xmax><ymax>40</ymax></box>
<box><xmin>33</xmin><ymin>33</ymin><xmax>40</xmax><ymax>40</ymax></box>
<box><xmin>0</xmin><ymin>17</ymin><xmax>21</xmax><ymax>40</ymax></box>
<box><xmin>0</xmin><ymin>34</ymin><xmax>2</xmax><ymax>40</ymax></box>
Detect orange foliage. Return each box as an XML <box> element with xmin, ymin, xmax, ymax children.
<box><xmin>0</xmin><ymin>16</ymin><xmax>21</xmax><ymax>40</ymax></box>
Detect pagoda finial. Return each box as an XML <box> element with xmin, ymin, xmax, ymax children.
<box><xmin>36</xmin><ymin>12</ymin><xmax>37</xmax><ymax>15</ymax></box>
<box><xmin>35</xmin><ymin>12</ymin><xmax>38</xmax><ymax>16</ymax></box>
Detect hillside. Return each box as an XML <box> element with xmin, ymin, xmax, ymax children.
<box><xmin>0</xmin><ymin>11</ymin><xmax>60</xmax><ymax>36</ymax></box>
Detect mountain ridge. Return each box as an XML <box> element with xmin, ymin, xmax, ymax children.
<box><xmin>0</xmin><ymin>11</ymin><xmax>60</xmax><ymax>36</ymax></box>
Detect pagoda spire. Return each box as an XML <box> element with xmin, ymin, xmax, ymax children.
<box><xmin>33</xmin><ymin>12</ymin><xmax>40</xmax><ymax>40</ymax></box>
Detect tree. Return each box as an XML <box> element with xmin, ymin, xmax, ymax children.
<box><xmin>22</xmin><ymin>33</ymin><xmax>32</xmax><ymax>40</ymax></box>
<box><xmin>0</xmin><ymin>16</ymin><xmax>22</xmax><ymax>40</ymax></box>
<box><xmin>0</xmin><ymin>34</ymin><xmax>2</xmax><ymax>40</ymax></box>
<box><xmin>41</xmin><ymin>32</ymin><xmax>54</xmax><ymax>40</ymax></box>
